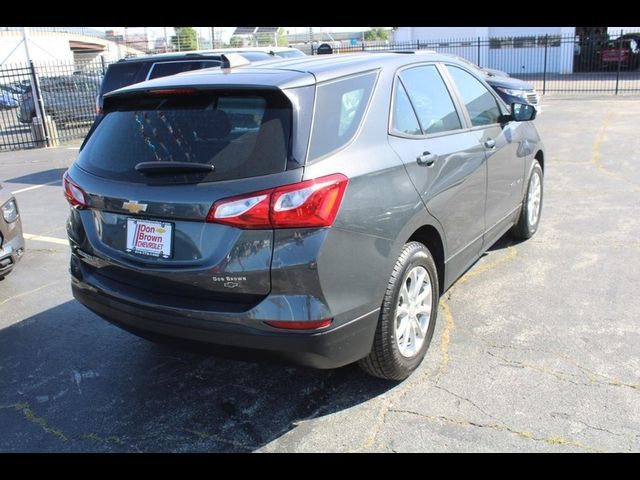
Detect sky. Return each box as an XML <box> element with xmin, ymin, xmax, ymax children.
<box><xmin>94</xmin><ymin>27</ymin><xmax>371</xmax><ymax>44</ymax></box>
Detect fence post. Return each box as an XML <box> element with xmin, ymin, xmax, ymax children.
<box><xmin>542</xmin><ymin>34</ymin><xmax>548</xmax><ymax>95</ymax></box>
<box><xmin>416</xmin><ymin>39</ymin><xmax>420</xmax><ymax>51</ymax></box>
<box><xmin>100</xmin><ymin>55</ymin><xmax>106</xmax><ymax>75</ymax></box>
<box><xmin>28</xmin><ymin>60</ymin><xmax>50</xmax><ymax>148</ymax></box>
<box><xmin>477</xmin><ymin>36</ymin><xmax>481</xmax><ymax>65</ymax></box>
<box><xmin>615</xmin><ymin>29</ymin><xmax>623</xmax><ymax>95</ymax></box>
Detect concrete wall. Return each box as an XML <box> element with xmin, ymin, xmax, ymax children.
<box><xmin>0</xmin><ymin>31</ymin><xmax>74</xmax><ymax>65</ymax></box>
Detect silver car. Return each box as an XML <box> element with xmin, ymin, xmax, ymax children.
<box><xmin>0</xmin><ymin>185</ymin><xmax>25</xmax><ymax>280</ymax></box>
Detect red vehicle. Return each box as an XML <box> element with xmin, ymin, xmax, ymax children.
<box><xmin>599</xmin><ymin>34</ymin><xmax>640</xmax><ymax>70</ymax></box>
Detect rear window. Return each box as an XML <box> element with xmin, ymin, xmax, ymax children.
<box><xmin>101</xmin><ymin>62</ymin><xmax>147</xmax><ymax>95</ymax></box>
<box><xmin>147</xmin><ymin>60</ymin><xmax>222</xmax><ymax>80</ymax></box>
<box><xmin>308</xmin><ymin>71</ymin><xmax>378</xmax><ymax>161</ymax></box>
<box><xmin>77</xmin><ymin>90</ymin><xmax>291</xmax><ymax>184</ymax></box>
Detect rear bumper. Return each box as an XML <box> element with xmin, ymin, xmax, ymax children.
<box><xmin>71</xmin><ymin>272</ymin><xmax>379</xmax><ymax>369</ymax></box>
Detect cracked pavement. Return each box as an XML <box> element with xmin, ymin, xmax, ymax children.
<box><xmin>0</xmin><ymin>97</ymin><xmax>639</xmax><ymax>452</ymax></box>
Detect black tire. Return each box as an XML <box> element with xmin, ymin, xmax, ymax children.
<box><xmin>359</xmin><ymin>241</ymin><xmax>439</xmax><ymax>381</ymax></box>
<box><xmin>510</xmin><ymin>160</ymin><xmax>543</xmax><ymax>240</ymax></box>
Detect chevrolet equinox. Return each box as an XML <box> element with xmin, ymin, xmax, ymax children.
<box><xmin>65</xmin><ymin>52</ymin><xmax>544</xmax><ymax>380</ymax></box>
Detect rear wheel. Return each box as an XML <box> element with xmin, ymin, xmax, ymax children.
<box><xmin>510</xmin><ymin>160</ymin><xmax>543</xmax><ymax>240</ymax></box>
<box><xmin>359</xmin><ymin>242</ymin><xmax>439</xmax><ymax>381</ymax></box>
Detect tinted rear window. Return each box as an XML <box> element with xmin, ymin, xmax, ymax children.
<box><xmin>78</xmin><ymin>90</ymin><xmax>291</xmax><ymax>184</ymax></box>
<box><xmin>147</xmin><ymin>60</ymin><xmax>222</xmax><ymax>80</ymax></box>
<box><xmin>101</xmin><ymin>62</ymin><xmax>147</xmax><ymax>95</ymax></box>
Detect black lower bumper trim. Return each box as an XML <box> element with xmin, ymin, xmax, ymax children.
<box><xmin>72</xmin><ymin>282</ymin><xmax>379</xmax><ymax>369</ymax></box>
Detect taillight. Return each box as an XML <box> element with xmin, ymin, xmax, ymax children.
<box><xmin>264</xmin><ymin>319</ymin><xmax>333</xmax><ymax>330</ymax></box>
<box><xmin>63</xmin><ymin>172</ymin><xmax>88</xmax><ymax>209</ymax></box>
<box><xmin>207</xmin><ymin>174</ymin><xmax>348</xmax><ymax>229</ymax></box>
<box><xmin>207</xmin><ymin>189</ymin><xmax>272</xmax><ymax>229</ymax></box>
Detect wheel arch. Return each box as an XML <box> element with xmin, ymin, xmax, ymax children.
<box><xmin>534</xmin><ymin>149</ymin><xmax>544</xmax><ymax>172</ymax></box>
<box><xmin>407</xmin><ymin>225</ymin><xmax>445</xmax><ymax>295</ymax></box>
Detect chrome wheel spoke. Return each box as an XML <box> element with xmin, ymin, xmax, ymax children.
<box><xmin>395</xmin><ymin>265</ymin><xmax>433</xmax><ymax>358</ymax></box>
<box><xmin>416</xmin><ymin>287</ymin><xmax>431</xmax><ymax>305</ymax></box>
<box><xmin>527</xmin><ymin>172</ymin><xmax>542</xmax><ymax>226</ymax></box>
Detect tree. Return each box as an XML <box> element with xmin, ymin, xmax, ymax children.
<box><xmin>364</xmin><ymin>27</ymin><xmax>389</xmax><ymax>42</ymax></box>
<box><xmin>171</xmin><ymin>27</ymin><xmax>198</xmax><ymax>51</ymax></box>
<box><xmin>229</xmin><ymin>36</ymin><xmax>243</xmax><ymax>48</ymax></box>
<box><xmin>277</xmin><ymin>27</ymin><xmax>288</xmax><ymax>47</ymax></box>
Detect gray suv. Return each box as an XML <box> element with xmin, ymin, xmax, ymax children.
<box><xmin>65</xmin><ymin>52</ymin><xmax>544</xmax><ymax>380</ymax></box>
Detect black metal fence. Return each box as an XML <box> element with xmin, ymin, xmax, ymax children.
<box><xmin>0</xmin><ymin>57</ymin><xmax>115</xmax><ymax>151</ymax></box>
<box><xmin>2</xmin><ymin>31</ymin><xmax>640</xmax><ymax>152</ymax></box>
<box><xmin>311</xmin><ymin>32</ymin><xmax>640</xmax><ymax>95</ymax></box>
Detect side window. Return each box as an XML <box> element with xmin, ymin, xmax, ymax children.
<box><xmin>392</xmin><ymin>81</ymin><xmax>421</xmax><ymax>136</ymax></box>
<box><xmin>399</xmin><ymin>65</ymin><xmax>462</xmax><ymax>134</ymax></box>
<box><xmin>308</xmin><ymin>71</ymin><xmax>377</xmax><ymax>161</ymax></box>
<box><xmin>446</xmin><ymin>65</ymin><xmax>501</xmax><ymax>127</ymax></box>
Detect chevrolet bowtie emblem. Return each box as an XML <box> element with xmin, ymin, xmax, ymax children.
<box><xmin>122</xmin><ymin>200</ymin><xmax>148</xmax><ymax>214</ymax></box>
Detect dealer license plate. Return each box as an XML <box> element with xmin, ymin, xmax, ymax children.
<box><xmin>126</xmin><ymin>218</ymin><xmax>173</xmax><ymax>258</ymax></box>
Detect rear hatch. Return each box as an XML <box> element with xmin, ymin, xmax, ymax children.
<box><xmin>69</xmin><ymin>87</ymin><xmax>299</xmax><ymax>306</ymax></box>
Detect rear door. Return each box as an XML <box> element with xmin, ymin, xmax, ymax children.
<box><xmin>387</xmin><ymin>63</ymin><xmax>487</xmax><ymax>269</ymax></box>
<box><xmin>444</xmin><ymin>64</ymin><xmax>523</xmax><ymax>239</ymax></box>
<box><xmin>71</xmin><ymin>88</ymin><xmax>297</xmax><ymax>302</ymax></box>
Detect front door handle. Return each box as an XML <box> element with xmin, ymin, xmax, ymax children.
<box><xmin>484</xmin><ymin>138</ymin><xmax>496</xmax><ymax>149</ymax></box>
<box><xmin>417</xmin><ymin>151</ymin><xmax>437</xmax><ymax>167</ymax></box>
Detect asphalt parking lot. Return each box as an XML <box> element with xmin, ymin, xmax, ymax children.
<box><xmin>0</xmin><ymin>97</ymin><xmax>639</xmax><ymax>452</ymax></box>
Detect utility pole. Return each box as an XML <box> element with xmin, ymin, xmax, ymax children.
<box><xmin>164</xmin><ymin>27</ymin><xmax>168</xmax><ymax>52</ymax></box>
<box><xmin>211</xmin><ymin>27</ymin><xmax>215</xmax><ymax>48</ymax></box>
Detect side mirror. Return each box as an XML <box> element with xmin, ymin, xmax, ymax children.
<box><xmin>511</xmin><ymin>102</ymin><xmax>537</xmax><ymax>122</ymax></box>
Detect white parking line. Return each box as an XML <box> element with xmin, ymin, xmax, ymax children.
<box><xmin>23</xmin><ymin>233</ymin><xmax>68</xmax><ymax>245</ymax></box>
<box><xmin>11</xmin><ymin>180</ymin><xmax>61</xmax><ymax>194</ymax></box>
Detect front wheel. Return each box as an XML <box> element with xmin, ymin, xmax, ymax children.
<box><xmin>359</xmin><ymin>242</ymin><xmax>439</xmax><ymax>381</ymax></box>
<box><xmin>510</xmin><ymin>160</ymin><xmax>543</xmax><ymax>240</ymax></box>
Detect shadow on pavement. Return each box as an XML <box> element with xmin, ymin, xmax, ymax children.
<box><xmin>4</xmin><ymin>168</ymin><xmax>67</xmax><ymax>185</ymax></box>
<box><xmin>0</xmin><ymin>300</ymin><xmax>394</xmax><ymax>452</ymax></box>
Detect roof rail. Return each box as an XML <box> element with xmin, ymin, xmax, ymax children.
<box><xmin>387</xmin><ymin>49</ymin><xmax>437</xmax><ymax>54</ymax></box>
<box><xmin>220</xmin><ymin>53</ymin><xmax>251</xmax><ymax>69</ymax></box>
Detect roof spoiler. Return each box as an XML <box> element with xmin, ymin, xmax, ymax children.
<box><xmin>220</xmin><ymin>53</ymin><xmax>251</xmax><ymax>69</ymax></box>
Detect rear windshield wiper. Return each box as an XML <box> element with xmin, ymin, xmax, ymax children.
<box><xmin>135</xmin><ymin>161</ymin><xmax>215</xmax><ymax>175</ymax></box>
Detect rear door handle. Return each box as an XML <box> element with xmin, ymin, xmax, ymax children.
<box><xmin>417</xmin><ymin>151</ymin><xmax>437</xmax><ymax>167</ymax></box>
<box><xmin>484</xmin><ymin>138</ymin><xmax>496</xmax><ymax>149</ymax></box>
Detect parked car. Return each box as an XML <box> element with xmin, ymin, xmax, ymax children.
<box><xmin>209</xmin><ymin>46</ymin><xmax>306</xmax><ymax>58</ymax></box>
<box><xmin>65</xmin><ymin>52</ymin><xmax>544</xmax><ymax>380</ymax></box>
<box><xmin>18</xmin><ymin>75</ymin><xmax>101</xmax><ymax>125</ymax></box>
<box><xmin>598</xmin><ymin>33</ymin><xmax>640</xmax><ymax>70</ymax></box>
<box><xmin>0</xmin><ymin>91</ymin><xmax>18</xmax><ymax>109</ymax></box>
<box><xmin>0</xmin><ymin>185</ymin><xmax>25</xmax><ymax>280</ymax></box>
<box><xmin>95</xmin><ymin>51</ymin><xmax>274</xmax><ymax>113</ymax></box>
<box><xmin>451</xmin><ymin>55</ymin><xmax>540</xmax><ymax>110</ymax></box>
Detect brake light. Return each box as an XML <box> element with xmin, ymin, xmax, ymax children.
<box><xmin>63</xmin><ymin>172</ymin><xmax>88</xmax><ymax>209</ymax></box>
<box><xmin>264</xmin><ymin>319</ymin><xmax>333</xmax><ymax>330</ymax></box>
<box><xmin>148</xmin><ymin>88</ymin><xmax>197</xmax><ymax>96</ymax></box>
<box><xmin>207</xmin><ymin>174</ymin><xmax>348</xmax><ymax>229</ymax></box>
